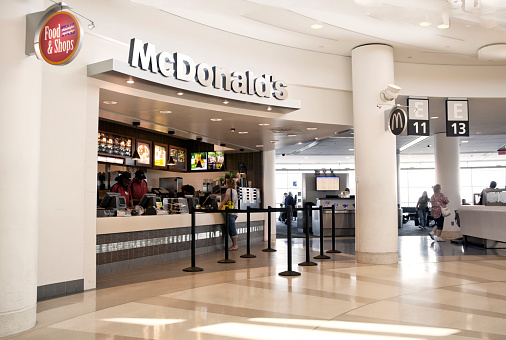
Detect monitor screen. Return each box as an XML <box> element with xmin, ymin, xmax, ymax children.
<box><xmin>190</xmin><ymin>152</ymin><xmax>207</xmax><ymax>171</ymax></box>
<box><xmin>316</xmin><ymin>177</ymin><xmax>340</xmax><ymax>191</ymax></box>
<box><xmin>207</xmin><ymin>151</ymin><xmax>225</xmax><ymax>170</ymax></box>
<box><xmin>139</xmin><ymin>193</ymin><xmax>158</xmax><ymax>208</ymax></box>
<box><xmin>99</xmin><ymin>192</ymin><xmax>120</xmax><ymax>208</ymax></box>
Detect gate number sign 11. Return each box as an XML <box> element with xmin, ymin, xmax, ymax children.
<box><xmin>407</xmin><ymin>98</ymin><xmax>430</xmax><ymax>136</ymax></box>
<box><xmin>446</xmin><ymin>100</ymin><xmax>469</xmax><ymax>137</ymax></box>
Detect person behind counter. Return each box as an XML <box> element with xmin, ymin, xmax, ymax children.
<box><xmin>130</xmin><ymin>170</ymin><xmax>148</xmax><ymax>205</ymax></box>
<box><xmin>111</xmin><ymin>172</ymin><xmax>133</xmax><ymax>207</ymax></box>
<box><xmin>218</xmin><ymin>179</ymin><xmax>239</xmax><ymax>251</ymax></box>
<box><xmin>478</xmin><ymin>181</ymin><xmax>497</xmax><ymax>205</ymax></box>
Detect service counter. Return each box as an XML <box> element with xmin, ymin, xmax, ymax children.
<box><xmin>458</xmin><ymin>205</ymin><xmax>506</xmax><ymax>248</ymax></box>
<box><xmin>96</xmin><ymin>212</ymin><xmax>266</xmax><ymax>274</ymax></box>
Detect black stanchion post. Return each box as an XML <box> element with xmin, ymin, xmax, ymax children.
<box><xmin>279</xmin><ymin>206</ymin><xmax>301</xmax><ymax>277</ymax></box>
<box><xmin>218</xmin><ymin>208</ymin><xmax>235</xmax><ymax>264</ymax></box>
<box><xmin>299</xmin><ymin>205</ymin><xmax>317</xmax><ymax>267</ymax></box>
<box><xmin>327</xmin><ymin>204</ymin><xmax>341</xmax><ymax>254</ymax></box>
<box><xmin>314</xmin><ymin>205</ymin><xmax>331</xmax><ymax>260</ymax></box>
<box><xmin>241</xmin><ymin>206</ymin><xmax>256</xmax><ymax>258</ymax></box>
<box><xmin>183</xmin><ymin>207</ymin><xmax>204</xmax><ymax>272</ymax></box>
<box><xmin>262</xmin><ymin>206</ymin><xmax>277</xmax><ymax>252</ymax></box>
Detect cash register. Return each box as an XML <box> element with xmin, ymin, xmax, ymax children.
<box><xmin>97</xmin><ymin>192</ymin><xmax>127</xmax><ymax>217</ymax></box>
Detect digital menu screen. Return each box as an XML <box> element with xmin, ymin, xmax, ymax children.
<box><xmin>98</xmin><ymin>132</ymin><xmax>132</xmax><ymax>157</ymax></box>
<box><xmin>207</xmin><ymin>151</ymin><xmax>225</xmax><ymax>170</ymax></box>
<box><xmin>154</xmin><ymin>143</ymin><xmax>167</xmax><ymax>168</ymax></box>
<box><xmin>190</xmin><ymin>152</ymin><xmax>207</xmax><ymax>171</ymax></box>
<box><xmin>316</xmin><ymin>177</ymin><xmax>340</xmax><ymax>191</ymax></box>
<box><xmin>136</xmin><ymin>140</ymin><xmax>151</xmax><ymax>167</ymax></box>
<box><xmin>168</xmin><ymin>146</ymin><xmax>187</xmax><ymax>171</ymax></box>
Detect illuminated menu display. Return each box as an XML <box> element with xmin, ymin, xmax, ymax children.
<box><xmin>136</xmin><ymin>140</ymin><xmax>152</xmax><ymax>167</ymax></box>
<box><xmin>98</xmin><ymin>132</ymin><xmax>132</xmax><ymax>157</ymax></box>
<box><xmin>190</xmin><ymin>152</ymin><xmax>207</xmax><ymax>171</ymax></box>
<box><xmin>154</xmin><ymin>143</ymin><xmax>167</xmax><ymax>168</ymax></box>
<box><xmin>207</xmin><ymin>151</ymin><xmax>225</xmax><ymax>170</ymax></box>
<box><xmin>168</xmin><ymin>146</ymin><xmax>187</xmax><ymax>171</ymax></box>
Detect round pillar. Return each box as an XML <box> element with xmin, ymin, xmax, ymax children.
<box><xmin>0</xmin><ymin>1</ymin><xmax>42</xmax><ymax>336</ymax></box>
<box><xmin>434</xmin><ymin>133</ymin><xmax>461</xmax><ymax>237</ymax></box>
<box><xmin>352</xmin><ymin>44</ymin><xmax>398</xmax><ymax>264</ymax></box>
<box><xmin>263</xmin><ymin>150</ymin><xmax>276</xmax><ymax>241</ymax></box>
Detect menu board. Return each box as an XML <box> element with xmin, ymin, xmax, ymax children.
<box><xmin>316</xmin><ymin>177</ymin><xmax>340</xmax><ymax>191</ymax></box>
<box><xmin>190</xmin><ymin>152</ymin><xmax>207</xmax><ymax>171</ymax></box>
<box><xmin>168</xmin><ymin>146</ymin><xmax>187</xmax><ymax>171</ymax></box>
<box><xmin>153</xmin><ymin>143</ymin><xmax>168</xmax><ymax>169</ymax></box>
<box><xmin>135</xmin><ymin>140</ymin><xmax>152</xmax><ymax>167</ymax></box>
<box><xmin>207</xmin><ymin>151</ymin><xmax>225</xmax><ymax>170</ymax></box>
<box><xmin>98</xmin><ymin>131</ymin><xmax>132</xmax><ymax>157</ymax></box>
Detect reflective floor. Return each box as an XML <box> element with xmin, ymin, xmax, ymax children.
<box><xmin>4</xmin><ymin>236</ymin><xmax>506</xmax><ymax>340</ymax></box>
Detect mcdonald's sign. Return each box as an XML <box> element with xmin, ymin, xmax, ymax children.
<box><xmin>388</xmin><ymin>107</ymin><xmax>407</xmax><ymax>135</ymax></box>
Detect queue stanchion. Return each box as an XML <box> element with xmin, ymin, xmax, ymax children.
<box><xmin>241</xmin><ymin>206</ymin><xmax>256</xmax><ymax>258</ymax></box>
<box><xmin>183</xmin><ymin>207</ymin><xmax>204</xmax><ymax>272</ymax></box>
<box><xmin>262</xmin><ymin>206</ymin><xmax>277</xmax><ymax>252</ymax></box>
<box><xmin>326</xmin><ymin>204</ymin><xmax>341</xmax><ymax>254</ymax></box>
<box><xmin>279</xmin><ymin>206</ymin><xmax>301</xmax><ymax>277</ymax></box>
<box><xmin>314</xmin><ymin>206</ymin><xmax>331</xmax><ymax>260</ymax></box>
<box><xmin>218</xmin><ymin>207</ymin><xmax>235</xmax><ymax>264</ymax></box>
<box><xmin>299</xmin><ymin>205</ymin><xmax>317</xmax><ymax>267</ymax></box>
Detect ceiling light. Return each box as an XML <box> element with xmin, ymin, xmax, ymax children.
<box><xmin>126</xmin><ymin>79</ymin><xmax>134</xmax><ymax>84</ymax></box>
<box><xmin>307</xmin><ymin>127</ymin><xmax>317</xmax><ymax>130</ymax></box>
<box><xmin>256</xmin><ymin>145</ymin><xmax>263</xmax><ymax>147</ymax></box>
<box><xmin>267</xmin><ymin>106</ymin><xmax>272</xmax><ymax>111</ymax></box>
<box><xmin>270</xmin><ymin>140</ymin><xmax>278</xmax><ymax>143</ymax></box>
<box><xmin>288</xmin><ymin>134</ymin><xmax>297</xmax><ymax>137</ymax></box>
<box><xmin>462</xmin><ymin>140</ymin><xmax>469</xmax><ymax>143</ymax></box>
<box><xmin>437</xmin><ymin>24</ymin><xmax>449</xmax><ymax>29</ymax></box>
<box><xmin>210</xmin><ymin>118</ymin><xmax>222</xmax><ymax>121</ymax></box>
<box><xmin>102</xmin><ymin>100</ymin><xmax>117</xmax><ymax>105</ymax></box>
<box><xmin>238</xmin><ymin>131</ymin><xmax>248</xmax><ymax>134</ymax></box>
<box><xmin>349</xmin><ymin>148</ymin><xmax>354</xmax><ymax>151</ymax></box>
<box><xmin>88</xmin><ymin>22</ymin><xmax>95</xmax><ymax>30</ymax></box>
<box><xmin>346</xmin><ymin>157</ymin><xmax>351</xmax><ymax>159</ymax></box>
<box><xmin>351</xmin><ymin>132</ymin><xmax>354</xmax><ymax>135</ymax></box>
<box><xmin>159</xmin><ymin>110</ymin><xmax>171</xmax><ymax>114</ymax></box>
<box><xmin>177</xmin><ymin>91</ymin><xmax>184</xmax><ymax>96</ymax></box>
<box><xmin>311</xmin><ymin>22</ymin><xmax>323</xmax><ymax>29</ymax></box>
<box><xmin>430</xmin><ymin>116</ymin><xmax>439</xmax><ymax>119</ymax></box>
<box><xmin>297</xmin><ymin>142</ymin><xmax>303</xmax><ymax>144</ymax></box>
<box><xmin>304</xmin><ymin>157</ymin><xmax>309</xmax><ymax>159</ymax></box>
<box><xmin>259</xmin><ymin>123</ymin><xmax>270</xmax><ymax>126</ymax></box>
<box><xmin>223</xmin><ymin>100</ymin><xmax>229</xmax><ymax>104</ymax></box>
<box><xmin>399</xmin><ymin>136</ymin><xmax>430</xmax><ymax>152</ymax></box>
<box><xmin>438</xmin><ymin>11</ymin><xmax>450</xmax><ymax>29</ymax></box>
<box><xmin>419</xmin><ymin>21</ymin><xmax>432</xmax><ymax>27</ymax></box>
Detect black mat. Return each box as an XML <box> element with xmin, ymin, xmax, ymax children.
<box><xmin>398</xmin><ymin>220</ymin><xmax>435</xmax><ymax>237</ymax></box>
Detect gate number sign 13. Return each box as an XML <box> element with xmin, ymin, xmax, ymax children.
<box><xmin>446</xmin><ymin>100</ymin><xmax>469</xmax><ymax>137</ymax></box>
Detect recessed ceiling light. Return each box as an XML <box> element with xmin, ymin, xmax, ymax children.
<box><xmin>314</xmin><ymin>137</ymin><xmax>318</xmax><ymax>140</ymax></box>
<box><xmin>259</xmin><ymin>123</ymin><xmax>270</xmax><ymax>126</ymax></box>
<box><xmin>270</xmin><ymin>140</ymin><xmax>278</xmax><ymax>143</ymax></box>
<box><xmin>159</xmin><ymin>110</ymin><xmax>172</xmax><ymax>114</ymax></box>
<box><xmin>126</xmin><ymin>79</ymin><xmax>135</xmax><ymax>84</ymax></box>
<box><xmin>297</xmin><ymin>142</ymin><xmax>303</xmax><ymax>144</ymax></box>
<box><xmin>177</xmin><ymin>91</ymin><xmax>184</xmax><ymax>96</ymax></box>
<box><xmin>223</xmin><ymin>100</ymin><xmax>229</xmax><ymax>104</ymax></box>
<box><xmin>437</xmin><ymin>24</ymin><xmax>449</xmax><ymax>29</ymax></box>
<box><xmin>288</xmin><ymin>134</ymin><xmax>297</xmax><ymax>137</ymax></box>
<box><xmin>345</xmin><ymin>157</ymin><xmax>350</xmax><ymax>159</ymax></box>
<box><xmin>430</xmin><ymin>116</ymin><xmax>439</xmax><ymax>119</ymax></box>
<box><xmin>304</xmin><ymin>157</ymin><xmax>309</xmax><ymax>159</ymax></box>
<box><xmin>311</xmin><ymin>23</ymin><xmax>323</xmax><ymax>29</ymax></box>
<box><xmin>267</xmin><ymin>106</ymin><xmax>272</xmax><ymax>111</ymax></box>
<box><xmin>419</xmin><ymin>21</ymin><xmax>432</xmax><ymax>27</ymax></box>
<box><xmin>210</xmin><ymin>118</ymin><xmax>222</xmax><ymax>121</ymax></box>
<box><xmin>461</xmin><ymin>140</ymin><xmax>469</xmax><ymax>143</ymax></box>
<box><xmin>349</xmin><ymin>148</ymin><xmax>354</xmax><ymax>151</ymax></box>
<box><xmin>307</xmin><ymin>127</ymin><xmax>317</xmax><ymax>130</ymax></box>
<box><xmin>238</xmin><ymin>131</ymin><xmax>248</xmax><ymax>134</ymax></box>
<box><xmin>102</xmin><ymin>100</ymin><xmax>117</xmax><ymax>105</ymax></box>
<box><xmin>256</xmin><ymin>144</ymin><xmax>263</xmax><ymax>147</ymax></box>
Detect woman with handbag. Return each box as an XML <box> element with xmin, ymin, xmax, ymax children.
<box><xmin>429</xmin><ymin>184</ymin><xmax>450</xmax><ymax>242</ymax></box>
<box><xmin>218</xmin><ymin>179</ymin><xmax>239</xmax><ymax>251</ymax></box>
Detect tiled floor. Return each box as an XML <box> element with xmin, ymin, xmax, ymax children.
<box><xmin>4</xmin><ymin>236</ymin><xmax>506</xmax><ymax>340</ymax></box>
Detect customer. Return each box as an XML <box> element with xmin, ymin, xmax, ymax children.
<box><xmin>218</xmin><ymin>179</ymin><xmax>239</xmax><ymax>251</ymax></box>
<box><xmin>478</xmin><ymin>181</ymin><xmax>497</xmax><ymax>205</ymax></box>
<box><xmin>111</xmin><ymin>172</ymin><xmax>133</xmax><ymax>207</ymax></box>
<box><xmin>429</xmin><ymin>184</ymin><xmax>449</xmax><ymax>242</ymax></box>
<box><xmin>416</xmin><ymin>191</ymin><xmax>430</xmax><ymax>230</ymax></box>
<box><xmin>285</xmin><ymin>192</ymin><xmax>296</xmax><ymax>222</ymax></box>
<box><xmin>279</xmin><ymin>193</ymin><xmax>288</xmax><ymax>222</ymax></box>
<box><xmin>130</xmin><ymin>170</ymin><xmax>148</xmax><ymax>205</ymax></box>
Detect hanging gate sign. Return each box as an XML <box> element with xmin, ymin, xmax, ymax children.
<box><xmin>388</xmin><ymin>107</ymin><xmax>407</xmax><ymax>135</ymax></box>
<box><xmin>34</xmin><ymin>6</ymin><xmax>83</xmax><ymax>66</ymax></box>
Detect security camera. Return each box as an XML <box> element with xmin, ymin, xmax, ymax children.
<box><xmin>380</xmin><ymin>84</ymin><xmax>402</xmax><ymax>102</ymax></box>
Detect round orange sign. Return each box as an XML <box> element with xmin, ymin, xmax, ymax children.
<box><xmin>36</xmin><ymin>11</ymin><xmax>82</xmax><ymax>65</ymax></box>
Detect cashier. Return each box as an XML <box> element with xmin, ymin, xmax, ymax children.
<box><xmin>111</xmin><ymin>172</ymin><xmax>133</xmax><ymax>207</ymax></box>
<box><xmin>130</xmin><ymin>170</ymin><xmax>148</xmax><ymax>204</ymax></box>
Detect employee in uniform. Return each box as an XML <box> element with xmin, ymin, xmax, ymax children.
<box><xmin>111</xmin><ymin>172</ymin><xmax>133</xmax><ymax>207</ymax></box>
<box><xmin>130</xmin><ymin>170</ymin><xmax>148</xmax><ymax>205</ymax></box>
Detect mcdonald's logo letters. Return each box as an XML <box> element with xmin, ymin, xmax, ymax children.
<box><xmin>388</xmin><ymin>107</ymin><xmax>407</xmax><ymax>136</ymax></box>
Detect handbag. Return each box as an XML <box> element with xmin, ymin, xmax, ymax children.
<box><xmin>441</xmin><ymin>205</ymin><xmax>451</xmax><ymax>217</ymax></box>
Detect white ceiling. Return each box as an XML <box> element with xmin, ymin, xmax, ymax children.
<box><xmin>134</xmin><ymin>0</ymin><xmax>506</xmax><ymax>65</ymax></box>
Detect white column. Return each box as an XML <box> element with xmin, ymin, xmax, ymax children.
<box><xmin>262</xmin><ymin>150</ymin><xmax>276</xmax><ymax>241</ymax></box>
<box><xmin>352</xmin><ymin>44</ymin><xmax>398</xmax><ymax>264</ymax></box>
<box><xmin>434</xmin><ymin>133</ymin><xmax>461</xmax><ymax>237</ymax></box>
<box><xmin>0</xmin><ymin>0</ymin><xmax>42</xmax><ymax>336</ymax></box>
